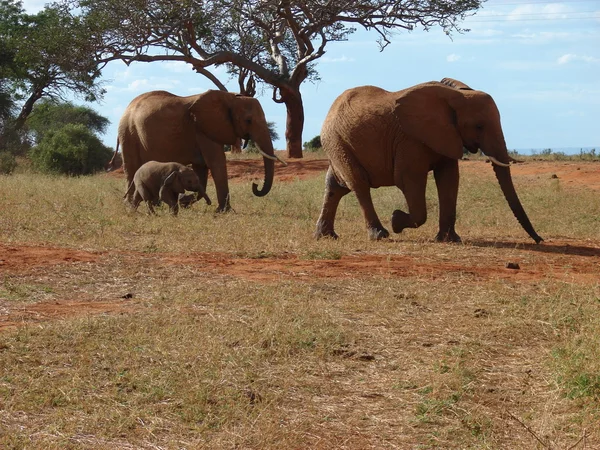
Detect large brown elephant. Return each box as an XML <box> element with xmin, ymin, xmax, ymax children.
<box><xmin>315</xmin><ymin>78</ymin><xmax>543</xmax><ymax>244</ymax></box>
<box><xmin>118</xmin><ymin>90</ymin><xmax>285</xmax><ymax>211</ymax></box>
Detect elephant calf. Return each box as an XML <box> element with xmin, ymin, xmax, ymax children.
<box><xmin>125</xmin><ymin>161</ymin><xmax>211</xmax><ymax>215</ymax></box>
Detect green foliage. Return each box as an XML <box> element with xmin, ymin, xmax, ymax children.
<box><xmin>579</xmin><ymin>148</ymin><xmax>597</xmax><ymax>160</ymax></box>
<box><xmin>0</xmin><ymin>1</ymin><xmax>105</xmax><ymax>131</ymax></box>
<box><xmin>29</xmin><ymin>123</ymin><xmax>112</xmax><ymax>175</ymax></box>
<box><xmin>28</xmin><ymin>100</ymin><xmax>110</xmax><ymax>144</ymax></box>
<box><xmin>530</xmin><ymin>148</ymin><xmax>598</xmax><ymax>161</ymax></box>
<box><xmin>303</xmin><ymin>135</ymin><xmax>321</xmax><ymax>152</ymax></box>
<box><xmin>0</xmin><ymin>150</ymin><xmax>17</xmax><ymax>174</ymax></box>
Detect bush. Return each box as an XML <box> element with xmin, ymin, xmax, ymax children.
<box><xmin>303</xmin><ymin>135</ymin><xmax>321</xmax><ymax>152</ymax></box>
<box><xmin>29</xmin><ymin>124</ymin><xmax>113</xmax><ymax>175</ymax></box>
<box><xmin>0</xmin><ymin>151</ymin><xmax>17</xmax><ymax>174</ymax></box>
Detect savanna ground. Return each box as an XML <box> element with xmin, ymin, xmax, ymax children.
<box><xmin>1</xmin><ymin>152</ymin><xmax>599</xmax><ymax>449</ymax></box>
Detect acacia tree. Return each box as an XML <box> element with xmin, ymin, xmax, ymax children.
<box><xmin>0</xmin><ymin>0</ymin><xmax>104</xmax><ymax>132</ymax></box>
<box><xmin>77</xmin><ymin>0</ymin><xmax>483</xmax><ymax>158</ymax></box>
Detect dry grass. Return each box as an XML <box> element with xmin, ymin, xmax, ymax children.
<box><xmin>0</xmin><ymin>158</ymin><xmax>599</xmax><ymax>449</ymax></box>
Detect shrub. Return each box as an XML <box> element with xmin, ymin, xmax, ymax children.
<box><xmin>0</xmin><ymin>151</ymin><xmax>17</xmax><ymax>174</ymax></box>
<box><xmin>303</xmin><ymin>135</ymin><xmax>321</xmax><ymax>152</ymax></box>
<box><xmin>29</xmin><ymin>124</ymin><xmax>113</xmax><ymax>175</ymax></box>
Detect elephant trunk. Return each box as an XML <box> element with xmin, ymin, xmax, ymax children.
<box><xmin>492</xmin><ymin>164</ymin><xmax>543</xmax><ymax>244</ymax></box>
<box><xmin>251</xmin><ymin>131</ymin><xmax>276</xmax><ymax>197</ymax></box>
<box><xmin>252</xmin><ymin>156</ymin><xmax>274</xmax><ymax>197</ymax></box>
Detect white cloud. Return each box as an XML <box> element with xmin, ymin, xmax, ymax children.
<box><xmin>105</xmin><ymin>78</ymin><xmax>181</xmax><ymax>94</ymax></box>
<box><xmin>472</xmin><ymin>29</ymin><xmax>503</xmax><ymax>38</ymax></box>
<box><xmin>447</xmin><ymin>54</ymin><xmax>461</xmax><ymax>62</ymax></box>
<box><xmin>557</xmin><ymin>54</ymin><xmax>600</xmax><ymax>65</ymax></box>
<box><xmin>508</xmin><ymin>4</ymin><xmax>572</xmax><ymax>21</ymax></box>
<box><xmin>157</xmin><ymin>61</ymin><xmax>193</xmax><ymax>74</ymax></box>
<box><xmin>321</xmin><ymin>55</ymin><xmax>356</xmax><ymax>63</ymax></box>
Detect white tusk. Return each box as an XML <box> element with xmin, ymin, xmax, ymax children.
<box><xmin>258</xmin><ymin>149</ymin><xmax>288</xmax><ymax>166</ymax></box>
<box><xmin>488</xmin><ymin>156</ymin><xmax>511</xmax><ymax>167</ymax></box>
<box><xmin>257</xmin><ymin>149</ymin><xmax>277</xmax><ymax>161</ymax></box>
<box><xmin>275</xmin><ymin>154</ymin><xmax>288</xmax><ymax>166</ymax></box>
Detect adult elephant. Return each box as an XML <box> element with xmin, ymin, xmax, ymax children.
<box><xmin>314</xmin><ymin>78</ymin><xmax>543</xmax><ymax>244</ymax></box>
<box><xmin>118</xmin><ymin>90</ymin><xmax>285</xmax><ymax>211</ymax></box>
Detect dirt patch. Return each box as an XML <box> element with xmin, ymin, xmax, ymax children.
<box><xmin>159</xmin><ymin>239</ymin><xmax>599</xmax><ymax>285</ymax></box>
<box><xmin>1</xmin><ymin>237</ymin><xmax>599</xmax><ymax>330</ymax></box>
<box><xmin>462</xmin><ymin>159</ymin><xmax>600</xmax><ymax>190</ymax></box>
<box><xmin>0</xmin><ymin>243</ymin><xmax>101</xmax><ymax>271</ymax></box>
<box><xmin>0</xmin><ymin>299</ymin><xmax>135</xmax><ymax>331</ymax></box>
<box><xmin>227</xmin><ymin>156</ymin><xmax>329</xmax><ymax>182</ymax></box>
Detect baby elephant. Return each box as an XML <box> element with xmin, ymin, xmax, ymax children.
<box><xmin>125</xmin><ymin>161</ymin><xmax>211</xmax><ymax>215</ymax></box>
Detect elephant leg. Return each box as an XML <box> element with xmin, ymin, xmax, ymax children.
<box><xmin>314</xmin><ymin>166</ymin><xmax>351</xmax><ymax>239</ymax></box>
<box><xmin>122</xmin><ymin>143</ymin><xmax>143</xmax><ymax>206</ymax></box>
<box><xmin>391</xmin><ymin>169</ymin><xmax>428</xmax><ymax>234</ymax></box>
<box><xmin>131</xmin><ymin>191</ymin><xmax>143</xmax><ymax>212</ymax></box>
<box><xmin>201</xmin><ymin>143</ymin><xmax>231</xmax><ymax>212</ymax></box>
<box><xmin>192</xmin><ymin>163</ymin><xmax>209</xmax><ymax>202</ymax></box>
<box><xmin>433</xmin><ymin>159</ymin><xmax>461</xmax><ymax>243</ymax></box>
<box><xmin>353</xmin><ymin>181</ymin><xmax>389</xmax><ymax>241</ymax></box>
<box><xmin>144</xmin><ymin>200</ymin><xmax>156</xmax><ymax>215</ymax></box>
<box><xmin>160</xmin><ymin>187</ymin><xmax>179</xmax><ymax>216</ymax></box>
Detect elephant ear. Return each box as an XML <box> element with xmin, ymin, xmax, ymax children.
<box><xmin>440</xmin><ymin>78</ymin><xmax>473</xmax><ymax>90</ymax></box>
<box><xmin>188</xmin><ymin>91</ymin><xmax>238</xmax><ymax>145</ymax></box>
<box><xmin>163</xmin><ymin>170</ymin><xmax>185</xmax><ymax>194</ymax></box>
<box><xmin>394</xmin><ymin>84</ymin><xmax>464</xmax><ymax>160</ymax></box>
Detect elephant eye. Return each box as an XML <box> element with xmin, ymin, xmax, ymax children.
<box><xmin>475</xmin><ymin>123</ymin><xmax>484</xmax><ymax>131</ymax></box>
<box><xmin>245</xmin><ymin>118</ymin><xmax>252</xmax><ymax>125</ymax></box>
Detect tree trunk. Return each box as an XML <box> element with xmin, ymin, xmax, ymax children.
<box><xmin>281</xmin><ymin>86</ymin><xmax>304</xmax><ymax>159</ymax></box>
<box><xmin>14</xmin><ymin>90</ymin><xmax>43</xmax><ymax>130</ymax></box>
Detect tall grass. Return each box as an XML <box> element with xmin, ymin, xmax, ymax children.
<box><xmin>1</xmin><ymin>158</ymin><xmax>599</xmax><ymax>448</ymax></box>
<box><xmin>1</xmin><ymin>162</ymin><xmax>598</xmax><ymax>253</ymax></box>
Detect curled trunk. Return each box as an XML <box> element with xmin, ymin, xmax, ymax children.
<box><xmin>493</xmin><ymin>164</ymin><xmax>543</xmax><ymax>243</ymax></box>
<box><xmin>252</xmin><ymin>156</ymin><xmax>274</xmax><ymax>196</ymax></box>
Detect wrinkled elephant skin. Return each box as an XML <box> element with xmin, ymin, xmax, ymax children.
<box><xmin>315</xmin><ymin>79</ymin><xmax>543</xmax><ymax>244</ymax></box>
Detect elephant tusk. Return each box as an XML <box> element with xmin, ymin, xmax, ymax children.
<box><xmin>488</xmin><ymin>156</ymin><xmax>511</xmax><ymax>167</ymax></box>
<box><xmin>275</xmin><ymin>154</ymin><xmax>288</xmax><ymax>166</ymax></box>
<box><xmin>257</xmin><ymin>149</ymin><xmax>288</xmax><ymax>166</ymax></box>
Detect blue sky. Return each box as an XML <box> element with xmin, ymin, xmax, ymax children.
<box><xmin>23</xmin><ymin>0</ymin><xmax>600</xmax><ymax>152</ymax></box>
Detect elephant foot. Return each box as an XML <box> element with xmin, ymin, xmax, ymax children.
<box><xmin>216</xmin><ymin>204</ymin><xmax>232</xmax><ymax>213</ymax></box>
<box><xmin>368</xmin><ymin>226</ymin><xmax>389</xmax><ymax>241</ymax></box>
<box><xmin>315</xmin><ymin>230</ymin><xmax>339</xmax><ymax>240</ymax></box>
<box><xmin>391</xmin><ymin>209</ymin><xmax>415</xmax><ymax>233</ymax></box>
<box><xmin>435</xmin><ymin>230</ymin><xmax>462</xmax><ymax>243</ymax></box>
<box><xmin>314</xmin><ymin>222</ymin><xmax>339</xmax><ymax>240</ymax></box>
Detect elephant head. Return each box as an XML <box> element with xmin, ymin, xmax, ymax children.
<box><xmin>395</xmin><ymin>79</ymin><xmax>543</xmax><ymax>243</ymax></box>
<box><xmin>188</xmin><ymin>90</ymin><xmax>285</xmax><ymax>198</ymax></box>
<box><xmin>164</xmin><ymin>167</ymin><xmax>201</xmax><ymax>193</ymax></box>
